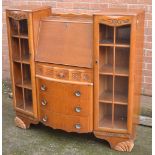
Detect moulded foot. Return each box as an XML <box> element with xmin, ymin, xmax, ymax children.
<box><xmin>113</xmin><ymin>140</ymin><xmax>134</xmax><ymax>152</ymax></box>
<box><xmin>14</xmin><ymin>116</ymin><xmax>30</xmax><ymax>129</ymax></box>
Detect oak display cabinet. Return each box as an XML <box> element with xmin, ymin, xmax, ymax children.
<box><xmin>6</xmin><ymin>6</ymin><xmax>52</xmax><ymax>125</ymax></box>
<box><xmin>6</xmin><ymin>6</ymin><xmax>144</xmax><ymax>152</ymax></box>
<box><xmin>94</xmin><ymin>9</ymin><xmax>144</xmax><ymax>151</ymax></box>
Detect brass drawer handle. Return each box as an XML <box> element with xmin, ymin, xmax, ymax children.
<box><xmin>41</xmin><ymin>85</ymin><xmax>46</xmax><ymax>91</ymax></box>
<box><xmin>75</xmin><ymin>123</ymin><xmax>81</xmax><ymax>129</ymax></box>
<box><xmin>42</xmin><ymin>116</ymin><xmax>48</xmax><ymax>122</ymax></box>
<box><xmin>74</xmin><ymin>91</ymin><xmax>81</xmax><ymax>97</ymax></box>
<box><xmin>41</xmin><ymin>99</ymin><xmax>47</xmax><ymax>106</ymax></box>
<box><xmin>75</xmin><ymin>107</ymin><xmax>81</xmax><ymax>113</ymax></box>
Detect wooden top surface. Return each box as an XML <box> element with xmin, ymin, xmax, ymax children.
<box><xmin>6</xmin><ymin>5</ymin><xmax>51</xmax><ymax>12</ymax></box>
<box><xmin>95</xmin><ymin>8</ymin><xmax>144</xmax><ymax>16</ymax></box>
<box><xmin>42</xmin><ymin>14</ymin><xmax>93</xmax><ymax>23</ymax></box>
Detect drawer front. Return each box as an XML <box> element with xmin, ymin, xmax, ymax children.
<box><xmin>40</xmin><ymin>110</ymin><xmax>92</xmax><ymax>133</ymax></box>
<box><xmin>63</xmin><ymin>115</ymin><xmax>91</xmax><ymax>133</ymax></box>
<box><xmin>38</xmin><ymin>79</ymin><xmax>64</xmax><ymax>112</ymax></box>
<box><xmin>37</xmin><ymin>78</ymin><xmax>93</xmax><ymax>116</ymax></box>
<box><xmin>36</xmin><ymin>63</ymin><xmax>93</xmax><ymax>83</ymax></box>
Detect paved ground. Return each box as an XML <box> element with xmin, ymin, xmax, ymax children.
<box><xmin>2</xmin><ymin>82</ymin><xmax>152</xmax><ymax>155</ymax></box>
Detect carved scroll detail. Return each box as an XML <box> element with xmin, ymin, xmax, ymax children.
<box><xmin>114</xmin><ymin>140</ymin><xmax>134</xmax><ymax>152</ymax></box>
<box><xmin>8</xmin><ymin>11</ymin><xmax>28</xmax><ymax>20</ymax></box>
<box><xmin>101</xmin><ymin>18</ymin><xmax>130</xmax><ymax>26</ymax></box>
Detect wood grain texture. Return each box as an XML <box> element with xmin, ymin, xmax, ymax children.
<box><xmin>36</xmin><ymin>76</ymin><xmax>93</xmax><ymax>133</ymax></box>
<box><xmin>6</xmin><ymin>6</ymin><xmax>144</xmax><ymax>152</ymax></box>
<box><xmin>36</xmin><ymin>15</ymin><xmax>93</xmax><ymax>68</ymax></box>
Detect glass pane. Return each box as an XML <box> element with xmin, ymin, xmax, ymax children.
<box><xmin>116</xmin><ymin>25</ymin><xmax>131</xmax><ymax>44</ymax></box>
<box><xmin>99</xmin><ymin>24</ymin><xmax>114</xmax><ymax>44</ymax></box>
<box><xmin>99</xmin><ymin>103</ymin><xmax>112</xmax><ymax>128</ymax></box>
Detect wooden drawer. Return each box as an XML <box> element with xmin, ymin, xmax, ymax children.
<box><xmin>37</xmin><ymin>78</ymin><xmax>93</xmax><ymax>116</ymax></box>
<box><xmin>40</xmin><ymin>110</ymin><xmax>92</xmax><ymax>133</ymax></box>
<box><xmin>36</xmin><ymin>63</ymin><xmax>93</xmax><ymax>83</ymax></box>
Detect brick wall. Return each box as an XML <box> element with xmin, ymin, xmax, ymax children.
<box><xmin>2</xmin><ymin>0</ymin><xmax>152</xmax><ymax>96</ymax></box>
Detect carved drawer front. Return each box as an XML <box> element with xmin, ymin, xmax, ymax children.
<box><xmin>36</xmin><ymin>63</ymin><xmax>93</xmax><ymax>83</ymax></box>
<box><xmin>54</xmin><ymin>68</ymin><xmax>69</xmax><ymax>80</ymax></box>
<box><xmin>37</xmin><ymin>78</ymin><xmax>93</xmax><ymax>117</ymax></box>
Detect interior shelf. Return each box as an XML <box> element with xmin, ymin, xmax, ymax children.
<box><xmin>99</xmin><ymin>75</ymin><xmax>113</xmax><ymax>103</ymax></box>
<box><xmin>98</xmin><ymin>20</ymin><xmax>131</xmax><ymax>131</ymax></box>
<box><xmin>99</xmin><ymin>46</ymin><xmax>113</xmax><ymax>75</ymax></box>
<box><xmin>99</xmin><ymin>103</ymin><xmax>112</xmax><ymax>128</ymax></box>
<box><xmin>11</xmin><ymin>34</ymin><xmax>28</xmax><ymax>39</ymax></box>
<box><xmin>9</xmin><ymin>15</ymin><xmax>33</xmax><ymax>116</ymax></box>
<box><xmin>99</xmin><ymin>64</ymin><xmax>113</xmax><ymax>75</ymax></box>
<box><xmin>114</xmin><ymin>105</ymin><xmax>127</xmax><ymax>129</ymax></box>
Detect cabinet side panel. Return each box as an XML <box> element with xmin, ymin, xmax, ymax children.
<box><xmin>133</xmin><ymin>12</ymin><xmax>145</xmax><ymax>133</ymax></box>
<box><xmin>28</xmin><ymin>9</ymin><xmax>51</xmax><ymax>118</ymax></box>
<box><xmin>6</xmin><ymin>11</ymin><xmax>16</xmax><ymax>109</ymax></box>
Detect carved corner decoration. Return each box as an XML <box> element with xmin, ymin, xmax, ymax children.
<box><xmin>113</xmin><ymin>140</ymin><xmax>134</xmax><ymax>152</ymax></box>
<box><xmin>101</xmin><ymin>17</ymin><xmax>131</xmax><ymax>26</ymax></box>
<box><xmin>8</xmin><ymin>11</ymin><xmax>28</xmax><ymax>20</ymax></box>
<box><xmin>14</xmin><ymin>116</ymin><xmax>30</xmax><ymax>129</ymax></box>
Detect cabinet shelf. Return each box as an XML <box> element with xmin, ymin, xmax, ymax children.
<box><xmin>114</xmin><ymin>92</ymin><xmax>128</xmax><ymax>105</ymax></box>
<box><xmin>99</xmin><ymin>91</ymin><xmax>113</xmax><ymax>103</ymax></box>
<box><xmin>22</xmin><ymin>57</ymin><xmax>30</xmax><ymax>64</ymax></box>
<box><xmin>115</xmin><ymin>67</ymin><xmax>129</xmax><ymax>76</ymax></box>
<box><xmin>98</xmin><ymin>21</ymin><xmax>130</xmax><ymax>131</ymax></box>
<box><xmin>99</xmin><ymin>64</ymin><xmax>113</xmax><ymax>75</ymax></box>
<box><xmin>99</xmin><ymin>43</ymin><xmax>130</xmax><ymax>48</ymax></box>
<box><xmin>15</xmin><ymin>82</ymin><xmax>32</xmax><ymax>90</ymax></box>
<box><xmin>12</xmin><ymin>34</ymin><xmax>28</xmax><ymax>39</ymax></box>
<box><xmin>13</xmin><ymin>57</ymin><xmax>30</xmax><ymax>64</ymax></box>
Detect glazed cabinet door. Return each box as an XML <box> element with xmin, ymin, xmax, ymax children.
<box><xmin>94</xmin><ymin>15</ymin><xmax>136</xmax><ymax>133</ymax></box>
<box><xmin>6</xmin><ymin>11</ymin><xmax>35</xmax><ymax>117</ymax></box>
